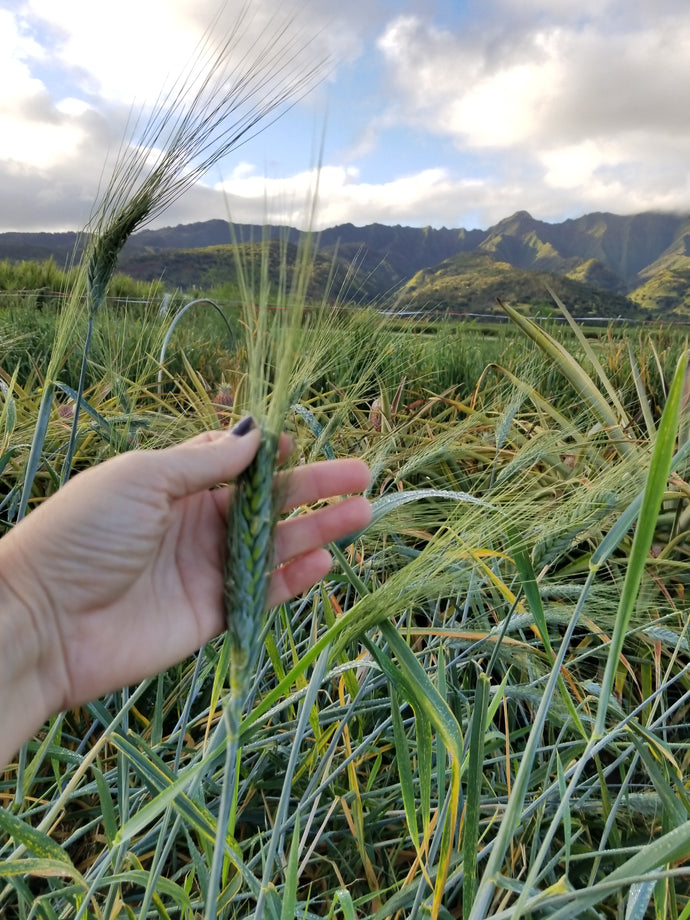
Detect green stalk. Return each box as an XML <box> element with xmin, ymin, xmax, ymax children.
<box><xmin>61</xmin><ymin>192</ymin><xmax>155</xmax><ymax>483</ymax></box>
<box><xmin>593</xmin><ymin>351</ymin><xmax>688</xmax><ymax>737</ymax></box>
<box><xmin>206</xmin><ymin>427</ymin><xmax>279</xmax><ymax>916</ymax></box>
<box><xmin>463</xmin><ymin>673</ymin><xmax>490</xmax><ymax>915</ymax></box>
<box><xmin>16</xmin><ymin>383</ymin><xmax>54</xmax><ymax>524</ymax></box>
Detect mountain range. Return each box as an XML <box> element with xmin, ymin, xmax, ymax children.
<box><xmin>3</xmin><ymin>210</ymin><xmax>690</xmax><ymax>317</ymax></box>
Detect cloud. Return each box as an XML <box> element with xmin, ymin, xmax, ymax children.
<box><xmin>378</xmin><ymin>13</ymin><xmax>660</xmax><ymax>150</ymax></box>
<box><xmin>2</xmin><ymin>1</ymin><xmax>690</xmax><ymax>233</ymax></box>
<box><xmin>370</xmin><ymin>2</ymin><xmax>690</xmax><ymax>220</ymax></box>
<box><xmin>19</xmin><ymin>0</ymin><xmax>379</xmax><ymax>109</ymax></box>
<box><xmin>213</xmin><ymin>164</ymin><xmax>493</xmax><ymax>228</ymax></box>
<box><xmin>0</xmin><ymin>1</ymin><xmax>344</xmax><ymax>230</ymax></box>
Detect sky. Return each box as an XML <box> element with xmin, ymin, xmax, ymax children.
<box><xmin>2</xmin><ymin>0</ymin><xmax>690</xmax><ymax>234</ymax></box>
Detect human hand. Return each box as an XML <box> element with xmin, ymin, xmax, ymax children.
<box><xmin>0</xmin><ymin>424</ymin><xmax>371</xmax><ymax>756</ymax></box>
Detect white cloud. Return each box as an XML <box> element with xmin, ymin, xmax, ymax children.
<box><xmin>18</xmin><ymin>0</ymin><xmax>373</xmax><ymax>109</ymax></box>
<box><xmin>541</xmin><ymin>141</ymin><xmax>616</xmax><ymax>190</ymax></box>
<box><xmin>0</xmin><ymin>9</ymin><xmax>96</xmax><ymax>171</ymax></box>
<box><xmin>2</xmin><ymin>0</ymin><xmax>690</xmax><ymax>232</ymax></box>
<box><xmin>0</xmin><ymin>114</ymin><xmax>86</xmax><ymax>169</ymax></box>
<box><xmin>212</xmin><ymin>165</ymin><xmax>497</xmax><ymax>229</ymax></box>
<box><xmin>376</xmin><ymin>16</ymin><xmax>565</xmax><ymax>149</ymax></box>
<box><xmin>55</xmin><ymin>97</ymin><xmax>90</xmax><ymax>117</ymax></box>
<box><xmin>372</xmin><ymin>3</ymin><xmax>690</xmax><ymax>220</ymax></box>
<box><xmin>0</xmin><ymin>1</ymin><xmax>343</xmax><ymax>229</ymax></box>
<box><xmin>23</xmin><ymin>0</ymin><xmax>206</xmax><ymax>105</ymax></box>
<box><xmin>0</xmin><ymin>10</ymin><xmax>45</xmax><ymax>109</ymax></box>
<box><xmin>448</xmin><ymin>57</ymin><xmax>559</xmax><ymax>148</ymax></box>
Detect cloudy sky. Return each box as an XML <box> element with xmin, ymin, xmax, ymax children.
<box><xmin>2</xmin><ymin>0</ymin><xmax>690</xmax><ymax>233</ymax></box>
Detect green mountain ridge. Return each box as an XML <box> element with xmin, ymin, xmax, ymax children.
<box><xmin>3</xmin><ymin>210</ymin><xmax>690</xmax><ymax>316</ymax></box>
<box><xmin>122</xmin><ymin>240</ymin><xmax>383</xmax><ymax>304</ymax></box>
<box><xmin>402</xmin><ymin>252</ymin><xmax>637</xmax><ymax>318</ymax></box>
<box><xmin>476</xmin><ymin>210</ymin><xmax>690</xmax><ymax>288</ymax></box>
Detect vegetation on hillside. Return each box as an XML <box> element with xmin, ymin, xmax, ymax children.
<box><xmin>0</xmin><ymin>257</ymin><xmax>163</xmax><ymax>308</ymax></box>
<box><xmin>632</xmin><ymin>262</ymin><xmax>690</xmax><ymax>314</ymax></box>
<box><xmin>401</xmin><ymin>252</ymin><xmax>638</xmax><ymax>317</ymax></box>
<box><xmin>123</xmin><ymin>239</ymin><xmax>383</xmax><ymax>305</ymax></box>
<box><xmin>6</xmin><ymin>209</ymin><xmax>690</xmax><ymax>315</ymax></box>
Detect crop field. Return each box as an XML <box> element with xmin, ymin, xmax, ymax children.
<box><xmin>0</xmin><ymin>270</ymin><xmax>689</xmax><ymax>919</ymax></box>
<box><xmin>1</xmin><ymin>6</ymin><xmax>689</xmax><ymax>915</ymax></box>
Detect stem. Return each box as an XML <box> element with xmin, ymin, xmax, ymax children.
<box><xmin>61</xmin><ymin>312</ymin><xmax>95</xmax><ymax>485</ymax></box>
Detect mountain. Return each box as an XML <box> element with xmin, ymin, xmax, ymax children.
<box><xmin>467</xmin><ymin>210</ymin><xmax>690</xmax><ymax>316</ymax></box>
<box><xmin>476</xmin><ymin>210</ymin><xmax>683</xmax><ymax>283</ymax></box>
<box><xmin>3</xmin><ymin>210</ymin><xmax>690</xmax><ymax>316</ymax></box>
<box><xmin>402</xmin><ymin>252</ymin><xmax>637</xmax><ymax>318</ymax></box>
<box><xmin>0</xmin><ymin>230</ymin><xmax>83</xmax><ymax>265</ymax></box>
<box><xmin>124</xmin><ymin>219</ymin><xmax>483</xmax><ymax>284</ymax></box>
<box><xmin>121</xmin><ymin>239</ymin><xmax>385</xmax><ymax>304</ymax></box>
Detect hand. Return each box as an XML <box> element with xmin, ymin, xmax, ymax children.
<box><xmin>0</xmin><ymin>425</ymin><xmax>371</xmax><ymax>758</ymax></box>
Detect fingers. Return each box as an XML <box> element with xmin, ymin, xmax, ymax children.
<box><xmin>273</xmin><ymin>495</ymin><xmax>372</xmax><ymax>566</ymax></box>
<box><xmin>157</xmin><ymin>429</ymin><xmax>312</xmax><ymax>501</ymax></box>
<box><xmin>266</xmin><ymin>549</ymin><xmax>334</xmax><ymax>608</ymax></box>
<box><xmin>264</xmin><ymin>494</ymin><xmax>371</xmax><ymax>607</ymax></box>
<box><xmin>156</xmin><ymin>417</ymin><xmax>371</xmax><ymax>508</ymax></box>
<box><xmin>158</xmin><ymin>427</ymin><xmax>262</xmax><ymax>499</ymax></box>
<box><xmin>208</xmin><ymin>456</ymin><xmax>371</xmax><ymax>521</ymax></box>
<box><xmin>276</xmin><ymin>459</ymin><xmax>371</xmax><ymax>511</ymax></box>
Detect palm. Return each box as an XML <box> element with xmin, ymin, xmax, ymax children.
<box><xmin>7</xmin><ymin>430</ymin><xmax>371</xmax><ymax>712</ymax></box>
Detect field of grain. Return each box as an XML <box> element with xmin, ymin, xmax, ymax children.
<box><xmin>0</xmin><ymin>267</ymin><xmax>688</xmax><ymax>919</ymax></box>
<box><xmin>1</xmin><ymin>4</ymin><xmax>689</xmax><ymax>913</ymax></box>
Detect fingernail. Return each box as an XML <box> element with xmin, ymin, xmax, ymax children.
<box><xmin>230</xmin><ymin>415</ymin><xmax>255</xmax><ymax>437</ymax></box>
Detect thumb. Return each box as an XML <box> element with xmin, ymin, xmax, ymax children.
<box><xmin>158</xmin><ymin>424</ymin><xmax>262</xmax><ymax>499</ymax></box>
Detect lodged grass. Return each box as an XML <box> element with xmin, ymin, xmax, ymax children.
<box><xmin>1</xmin><ymin>292</ymin><xmax>690</xmax><ymax>917</ymax></box>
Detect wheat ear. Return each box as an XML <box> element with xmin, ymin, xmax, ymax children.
<box><xmin>223</xmin><ymin>425</ymin><xmax>279</xmax><ymax>731</ymax></box>
<box><xmin>205</xmin><ymin>425</ymin><xmax>279</xmax><ymax>915</ymax></box>
<box><xmin>86</xmin><ymin>190</ymin><xmax>154</xmax><ymax>311</ymax></box>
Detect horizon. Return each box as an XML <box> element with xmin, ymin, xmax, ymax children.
<box><xmin>3</xmin><ymin>0</ymin><xmax>690</xmax><ymax>234</ymax></box>
<box><xmin>4</xmin><ymin>206</ymin><xmax>690</xmax><ymax>240</ymax></box>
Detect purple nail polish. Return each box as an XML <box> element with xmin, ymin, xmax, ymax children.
<box><xmin>230</xmin><ymin>415</ymin><xmax>255</xmax><ymax>437</ymax></box>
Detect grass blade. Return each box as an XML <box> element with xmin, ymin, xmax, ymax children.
<box><xmin>499</xmin><ymin>299</ymin><xmax>634</xmax><ymax>458</ymax></box>
<box><xmin>628</xmin><ymin>341</ymin><xmax>657</xmax><ymax>438</ymax></box>
<box><xmin>391</xmin><ymin>686</ymin><xmax>420</xmax><ymax>854</ymax></box>
<box><xmin>280</xmin><ymin>815</ymin><xmax>302</xmax><ymax>920</ymax></box>
<box><xmin>594</xmin><ymin>351</ymin><xmax>688</xmax><ymax>736</ymax></box>
<box><xmin>16</xmin><ymin>382</ymin><xmax>53</xmax><ymax>522</ymax></box>
<box><xmin>463</xmin><ymin>672</ymin><xmax>490</xmax><ymax>916</ymax></box>
<box><xmin>545</xmin><ymin>819</ymin><xmax>690</xmax><ymax>920</ymax></box>
<box><xmin>546</xmin><ymin>284</ymin><xmax>629</xmax><ymax>426</ymax></box>
<box><xmin>0</xmin><ymin>808</ymin><xmax>75</xmax><ymax>865</ymax></box>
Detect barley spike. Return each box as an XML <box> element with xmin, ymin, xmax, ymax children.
<box><xmin>86</xmin><ymin>189</ymin><xmax>154</xmax><ymax>312</ymax></box>
<box><xmin>224</xmin><ymin>426</ymin><xmax>279</xmax><ymax>710</ymax></box>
